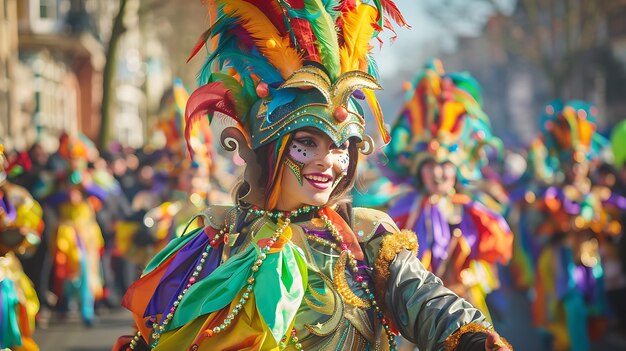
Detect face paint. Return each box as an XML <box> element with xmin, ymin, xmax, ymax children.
<box><xmin>275</xmin><ymin>130</ymin><xmax>352</xmax><ymax>211</ymax></box>
<box><xmin>288</xmin><ymin>137</ymin><xmax>350</xmax><ymax>175</ymax></box>
<box><xmin>284</xmin><ymin>157</ymin><xmax>304</xmax><ymax>185</ymax></box>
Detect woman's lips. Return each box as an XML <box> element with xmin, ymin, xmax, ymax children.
<box><xmin>304</xmin><ymin>173</ymin><xmax>333</xmax><ymax>190</ymax></box>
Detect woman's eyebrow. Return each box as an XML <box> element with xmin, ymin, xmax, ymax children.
<box><xmin>294</xmin><ymin>132</ymin><xmax>315</xmax><ymax>138</ymax></box>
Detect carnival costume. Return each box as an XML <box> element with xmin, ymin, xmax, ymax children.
<box><xmin>0</xmin><ymin>144</ymin><xmax>43</xmax><ymax>350</ymax></box>
<box><xmin>44</xmin><ymin>134</ymin><xmax>105</xmax><ymax>325</ymax></box>
<box><xmin>115</xmin><ymin>2</ymin><xmax>512</xmax><ymax>351</ymax></box>
<box><xmin>511</xmin><ymin>100</ymin><xmax>625</xmax><ymax>351</ymax></box>
<box><xmin>383</xmin><ymin>60</ymin><xmax>513</xmax><ymax>320</ymax></box>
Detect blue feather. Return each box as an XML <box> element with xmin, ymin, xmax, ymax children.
<box><xmin>266</xmin><ymin>89</ymin><xmax>297</xmax><ymax>122</ymax></box>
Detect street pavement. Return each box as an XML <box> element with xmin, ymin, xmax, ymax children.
<box><xmin>30</xmin><ymin>290</ymin><xmax>626</xmax><ymax>351</ymax></box>
<box><xmin>33</xmin><ymin>308</ymin><xmax>132</xmax><ymax>351</ymax></box>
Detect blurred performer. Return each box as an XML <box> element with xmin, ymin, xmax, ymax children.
<box><xmin>384</xmin><ymin>60</ymin><xmax>513</xmax><ymax>326</ymax></box>
<box><xmin>0</xmin><ymin>143</ymin><xmax>44</xmax><ymax>350</ymax></box>
<box><xmin>113</xmin><ymin>2</ymin><xmax>511</xmax><ymax>351</ymax></box>
<box><xmin>116</xmin><ymin>80</ymin><xmax>231</xmax><ymax>267</ymax></box>
<box><xmin>45</xmin><ymin>134</ymin><xmax>105</xmax><ymax>326</ymax></box>
<box><xmin>512</xmin><ymin>101</ymin><xmax>625</xmax><ymax>351</ymax></box>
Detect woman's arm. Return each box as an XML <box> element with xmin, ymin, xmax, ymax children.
<box><xmin>382</xmin><ymin>248</ymin><xmax>511</xmax><ymax>351</ymax></box>
<box><xmin>353</xmin><ymin>207</ymin><xmax>511</xmax><ymax>351</ymax></box>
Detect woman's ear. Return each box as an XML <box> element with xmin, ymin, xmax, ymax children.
<box><xmin>220</xmin><ymin>127</ymin><xmax>264</xmax><ymax>205</ymax></box>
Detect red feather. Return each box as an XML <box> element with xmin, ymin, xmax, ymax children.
<box><xmin>381</xmin><ymin>0</ymin><xmax>410</xmax><ymax>28</ymax></box>
<box><xmin>286</xmin><ymin>0</ymin><xmax>304</xmax><ymax>8</ymax></box>
<box><xmin>383</xmin><ymin>17</ymin><xmax>398</xmax><ymax>43</ymax></box>
<box><xmin>335</xmin><ymin>0</ymin><xmax>357</xmax><ymax>13</ymax></box>
<box><xmin>290</xmin><ymin>18</ymin><xmax>322</xmax><ymax>62</ymax></box>
<box><xmin>185</xmin><ymin>82</ymin><xmax>238</xmax><ymax>157</ymax></box>
<box><xmin>187</xmin><ymin>27</ymin><xmax>212</xmax><ymax>63</ymax></box>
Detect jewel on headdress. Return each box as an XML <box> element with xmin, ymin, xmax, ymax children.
<box><xmin>256</xmin><ymin>82</ymin><xmax>269</xmax><ymax>98</ymax></box>
<box><xmin>428</xmin><ymin>140</ymin><xmax>440</xmax><ymax>153</ymax></box>
<box><xmin>334</xmin><ymin>106</ymin><xmax>349</xmax><ymax>122</ymax></box>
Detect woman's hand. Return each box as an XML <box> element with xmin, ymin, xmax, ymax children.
<box><xmin>485</xmin><ymin>331</ymin><xmax>512</xmax><ymax>351</ymax></box>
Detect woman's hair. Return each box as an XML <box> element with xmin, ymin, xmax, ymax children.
<box><xmin>234</xmin><ymin>131</ymin><xmax>360</xmax><ymax>210</ymax></box>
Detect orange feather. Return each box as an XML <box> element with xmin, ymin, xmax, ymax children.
<box><xmin>339</xmin><ymin>4</ymin><xmax>377</xmax><ymax>73</ymax></box>
<box><xmin>220</xmin><ymin>0</ymin><xmax>302</xmax><ymax>79</ymax></box>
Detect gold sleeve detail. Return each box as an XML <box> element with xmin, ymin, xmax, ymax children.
<box><xmin>442</xmin><ymin>323</ymin><xmax>512</xmax><ymax>351</ymax></box>
<box><xmin>373</xmin><ymin>230</ymin><xmax>418</xmax><ymax>308</ymax></box>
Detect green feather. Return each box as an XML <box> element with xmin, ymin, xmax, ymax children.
<box><xmin>208</xmin><ymin>72</ymin><xmax>254</xmax><ymax>119</ymax></box>
<box><xmin>303</xmin><ymin>0</ymin><xmax>341</xmax><ymax>80</ymax></box>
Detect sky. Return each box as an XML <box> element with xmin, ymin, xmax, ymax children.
<box><xmin>368</xmin><ymin>0</ymin><xmax>516</xmax><ymax>136</ymax></box>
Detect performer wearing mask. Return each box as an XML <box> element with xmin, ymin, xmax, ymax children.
<box><xmin>114</xmin><ymin>2</ymin><xmax>511</xmax><ymax>350</ymax></box>
<box><xmin>511</xmin><ymin>101</ymin><xmax>626</xmax><ymax>351</ymax></box>
<box><xmin>382</xmin><ymin>61</ymin><xmax>513</xmax><ymax>350</ymax></box>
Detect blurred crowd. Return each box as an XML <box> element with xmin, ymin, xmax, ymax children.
<box><xmin>2</xmin><ymin>131</ymin><xmax>235</xmax><ymax>331</ymax></box>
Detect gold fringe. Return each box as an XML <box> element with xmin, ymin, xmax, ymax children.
<box><xmin>442</xmin><ymin>323</ymin><xmax>512</xmax><ymax>351</ymax></box>
<box><xmin>373</xmin><ymin>230</ymin><xmax>418</xmax><ymax>309</ymax></box>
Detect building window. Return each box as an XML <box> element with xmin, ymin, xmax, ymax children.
<box><xmin>39</xmin><ymin>0</ymin><xmax>57</xmax><ymax>20</ymax></box>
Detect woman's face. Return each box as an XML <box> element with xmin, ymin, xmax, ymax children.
<box><xmin>420</xmin><ymin>160</ymin><xmax>456</xmax><ymax>195</ymax></box>
<box><xmin>276</xmin><ymin>129</ymin><xmax>350</xmax><ymax>211</ymax></box>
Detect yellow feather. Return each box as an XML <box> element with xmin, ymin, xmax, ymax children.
<box><xmin>220</xmin><ymin>0</ymin><xmax>302</xmax><ymax>79</ymax></box>
<box><xmin>339</xmin><ymin>4</ymin><xmax>377</xmax><ymax>73</ymax></box>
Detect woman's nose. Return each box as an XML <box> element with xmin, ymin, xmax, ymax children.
<box><xmin>315</xmin><ymin>151</ymin><xmax>334</xmax><ymax>169</ymax></box>
<box><xmin>433</xmin><ymin>165</ymin><xmax>443</xmax><ymax>178</ymax></box>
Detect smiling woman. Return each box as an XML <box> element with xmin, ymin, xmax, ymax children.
<box><xmin>113</xmin><ymin>1</ymin><xmax>512</xmax><ymax>351</ymax></box>
<box><xmin>275</xmin><ymin>129</ymin><xmax>354</xmax><ymax>210</ymax></box>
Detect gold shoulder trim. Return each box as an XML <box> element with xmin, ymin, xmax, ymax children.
<box><xmin>373</xmin><ymin>230</ymin><xmax>418</xmax><ymax>308</ymax></box>
<box><xmin>352</xmin><ymin>207</ymin><xmax>401</xmax><ymax>242</ymax></box>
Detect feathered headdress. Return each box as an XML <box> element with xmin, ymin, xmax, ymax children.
<box><xmin>185</xmin><ymin>0</ymin><xmax>408</xmax><ymax>152</ymax></box>
<box><xmin>156</xmin><ymin>79</ymin><xmax>215</xmax><ymax>171</ymax></box>
<box><xmin>529</xmin><ymin>100</ymin><xmax>608</xmax><ymax>181</ymax></box>
<box><xmin>384</xmin><ymin>59</ymin><xmax>502</xmax><ymax>185</ymax></box>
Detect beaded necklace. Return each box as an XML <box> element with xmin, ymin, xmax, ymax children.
<box><xmin>129</xmin><ymin>205</ymin><xmax>397</xmax><ymax>351</ymax></box>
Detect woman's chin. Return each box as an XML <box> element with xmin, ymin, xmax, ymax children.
<box><xmin>306</xmin><ymin>194</ymin><xmax>332</xmax><ymax>207</ymax></box>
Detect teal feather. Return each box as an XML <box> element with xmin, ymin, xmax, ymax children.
<box><xmin>217</xmin><ymin>49</ymin><xmax>283</xmax><ymax>84</ymax></box>
<box><xmin>197</xmin><ymin>36</ymin><xmax>236</xmax><ymax>86</ymax></box>
<box><xmin>322</xmin><ymin>0</ymin><xmax>341</xmax><ymax>21</ymax></box>
<box><xmin>366</xmin><ymin>54</ymin><xmax>379</xmax><ymax>79</ymax></box>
